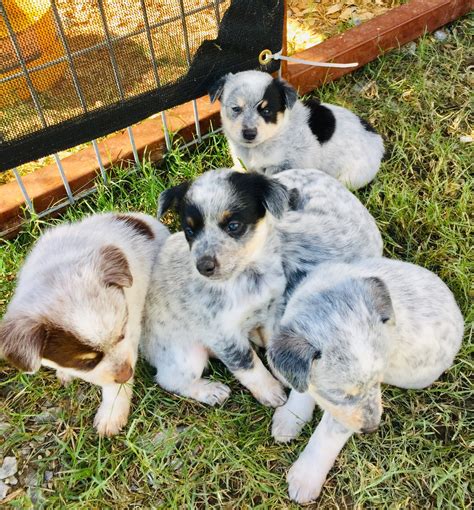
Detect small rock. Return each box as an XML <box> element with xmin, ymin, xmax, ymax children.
<box><xmin>405</xmin><ymin>41</ymin><xmax>417</xmax><ymax>55</ymax></box>
<box><xmin>23</xmin><ymin>468</ymin><xmax>40</xmax><ymax>488</ymax></box>
<box><xmin>44</xmin><ymin>471</ymin><xmax>54</xmax><ymax>483</ymax></box>
<box><xmin>459</xmin><ymin>135</ymin><xmax>472</xmax><ymax>143</ymax></box>
<box><xmin>0</xmin><ymin>423</ymin><xmax>11</xmax><ymax>434</ymax></box>
<box><xmin>170</xmin><ymin>458</ymin><xmax>183</xmax><ymax>471</ymax></box>
<box><xmin>130</xmin><ymin>483</ymin><xmax>139</xmax><ymax>492</ymax></box>
<box><xmin>434</xmin><ymin>30</ymin><xmax>448</xmax><ymax>42</ymax></box>
<box><xmin>5</xmin><ymin>476</ymin><xmax>18</xmax><ymax>485</ymax></box>
<box><xmin>34</xmin><ymin>407</ymin><xmax>62</xmax><ymax>424</ymax></box>
<box><xmin>28</xmin><ymin>486</ymin><xmax>44</xmax><ymax>507</ymax></box>
<box><xmin>0</xmin><ymin>457</ymin><xmax>17</xmax><ymax>480</ymax></box>
<box><xmin>0</xmin><ymin>480</ymin><xmax>9</xmax><ymax>500</ymax></box>
<box><xmin>20</xmin><ymin>448</ymin><xmax>31</xmax><ymax>457</ymax></box>
<box><xmin>151</xmin><ymin>431</ymin><xmax>166</xmax><ymax>444</ymax></box>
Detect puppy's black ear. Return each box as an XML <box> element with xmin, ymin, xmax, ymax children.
<box><xmin>99</xmin><ymin>245</ymin><xmax>133</xmax><ymax>288</ymax></box>
<box><xmin>362</xmin><ymin>277</ymin><xmax>394</xmax><ymax>324</ymax></box>
<box><xmin>274</xmin><ymin>78</ymin><xmax>298</xmax><ymax>109</ymax></box>
<box><xmin>208</xmin><ymin>73</ymin><xmax>231</xmax><ymax>103</ymax></box>
<box><xmin>157</xmin><ymin>181</ymin><xmax>190</xmax><ymax>217</ymax></box>
<box><xmin>261</xmin><ymin>178</ymin><xmax>290</xmax><ymax>219</ymax></box>
<box><xmin>267</xmin><ymin>329</ymin><xmax>320</xmax><ymax>393</ymax></box>
<box><xmin>0</xmin><ymin>315</ymin><xmax>46</xmax><ymax>372</ymax></box>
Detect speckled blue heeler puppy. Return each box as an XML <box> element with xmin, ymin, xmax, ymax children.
<box><xmin>267</xmin><ymin>258</ymin><xmax>464</xmax><ymax>504</ymax></box>
<box><xmin>141</xmin><ymin>168</ymin><xmax>382</xmax><ymax>406</ymax></box>
<box><xmin>209</xmin><ymin>70</ymin><xmax>385</xmax><ymax>189</ymax></box>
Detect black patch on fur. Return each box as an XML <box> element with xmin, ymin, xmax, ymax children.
<box><xmin>267</xmin><ymin>329</ymin><xmax>318</xmax><ymax>392</ymax></box>
<box><xmin>181</xmin><ymin>203</ymin><xmax>204</xmax><ymax>244</ymax></box>
<box><xmin>304</xmin><ymin>98</ymin><xmax>336</xmax><ymax>144</ymax></box>
<box><xmin>284</xmin><ymin>269</ymin><xmax>308</xmax><ymax>298</ymax></box>
<box><xmin>274</xmin><ymin>78</ymin><xmax>298</xmax><ymax>109</ymax></box>
<box><xmin>258</xmin><ymin>80</ymin><xmax>286</xmax><ymax>124</ymax></box>
<box><xmin>359</xmin><ymin>116</ymin><xmax>377</xmax><ymax>134</ymax></box>
<box><xmin>115</xmin><ymin>214</ymin><xmax>154</xmax><ymax>240</ymax></box>
<box><xmin>228</xmin><ymin>171</ymin><xmax>289</xmax><ymax>219</ymax></box>
<box><xmin>158</xmin><ymin>181</ymin><xmax>190</xmax><ymax>217</ymax></box>
<box><xmin>208</xmin><ymin>74</ymin><xmax>228</xmax><ymax>103</ymax></box>
<box><xmin>288</xmin><ymin>188</ymin><xmax>302</xmax><ymax>211</ymax></box>
<box><xmin>220</xmin><ymin>344</ymin><xmax>254</xmax><ymax>371</ymax></box>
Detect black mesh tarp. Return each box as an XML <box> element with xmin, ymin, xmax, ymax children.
<box><xmin>0</xmin><ymin>0</ymin><xmax>284</xmax><ymax>171</ymax></box>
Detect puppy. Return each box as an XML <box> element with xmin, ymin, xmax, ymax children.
<box><xmin>0</xmin><ymin>213</ymin><xmax>169</xmax><ymax>436</ymax></box>
<box><xmin>267</xmin><ymin>258</ymin><xmax>464</xmax><ymax>503</ymax></box>
<box><xmin>209</xmin><ymin>70</ymin><xmax>385</xmax><ymax>189</ymax></box>
<box><xmin>141</xmin><ymin>168</ymin><xmax>382</xmax><ymax>406</ymax></box>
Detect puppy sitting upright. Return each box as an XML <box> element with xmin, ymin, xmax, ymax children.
<box><xmin>0</xmin><ymin>213</ymin><xmax>169</xmax><ymax>436</ymax></box>
<box><xmin>142</xmin><ymin>168</ymin><xmax>383</xmax><ymax>406</ymax></box>
<box><xmin>210</xmin><ymin>70</ymin><xmax>385</xmax><ymax>189</ymax></box>
<box><xmin>267</xmin><ymin>258</ymin><xmax>464</xmax><ymax>503</ymax></box>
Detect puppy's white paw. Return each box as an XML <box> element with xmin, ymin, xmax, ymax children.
<box><xmin>272</xmin><ymin>405</ymin><xmax>306</xmax><ymax>443</ymax></box>
<box><xmin>93</xmin><ymin>401</ymin><xmax>130</xmax><ymax>437</ymax></box>
<box><xmin>253</xmin><ymin>377</ymin><xmax>287</xmax><ymax>408</ymax></box>
<box><xmin>56</xmin><ymin>370</ymin><xmax>73</xmax><ymax>386</ymax></box>
<box><xmin>287</xmin><ymin>460</ymin><xmax>325</xmax><ymax>504</ymax></box>
<box><xmin>190</xmin><ymin>380</ymin><xmax>231</xmax><ymax>406</ymax></box>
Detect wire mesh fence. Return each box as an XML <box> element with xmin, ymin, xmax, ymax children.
<box><xmin>0</xmin><ymin>0</ymin><xmax>284</xmax><ymax>235</ymax></box>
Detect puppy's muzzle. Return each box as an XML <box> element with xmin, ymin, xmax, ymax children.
<box><xmin>114</xmin><ymin>362</ymin><xmax>133</xmax><ymax>384</ymax></box>
<box><xmin>196</xmin><ymin>256</ymin><xmax>218</xmax><ymax>277</ymax></box>
<box><xmin>242</xmin><ymin>128</ymin><xmax>257</xmax><ymax>142</ymax></box>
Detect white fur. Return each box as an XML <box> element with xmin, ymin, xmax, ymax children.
<box><xmin>0</xmin><ymin>213</ymin><xmax>169</xmax><ymax>436</ymax></box>
<box><xmin>268</xmin><ymin>257</ymin><xmax>464</xmax><ymax>502</ymax></box>
<box><xmin>217</xmin><ymin>70</ymin><xmax>385</xmax><ymax>189</ymax></box>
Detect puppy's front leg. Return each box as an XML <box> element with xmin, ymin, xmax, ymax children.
<box><xmin>287</xmin><ymin>411</ymin><xmax>352</xmax><ymax>503</ymax></box>
<box><xmin>94</xmin><ymin>381</ymin><xmax>133</xmax><ymax>437</ymax></box>
<box><xmin>216</xmin><ymin>341</ymin><xmax>287</xmax><ymax>407</ymax></box>
<box><xmin>272</xmin><ymin>390</ymin><xmax>315</xmax><ymax>443</ymax></box>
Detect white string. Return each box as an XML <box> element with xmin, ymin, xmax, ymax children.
<box><xmin>271</xmin><ymin>50</ymin><xmax>358</xmax><ymax>69</ymax></box>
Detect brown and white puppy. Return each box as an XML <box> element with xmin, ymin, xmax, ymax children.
<box><xmin>0</xmin><ymin>213</ymin><xmax>169</xmax><ymax>436</ymax></box>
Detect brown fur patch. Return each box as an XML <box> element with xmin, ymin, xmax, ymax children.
<box><xmin>43</xmin><ymin>325</ymin><xmax>104</xmax><ymax>371</ymax></box>
<box><xmin>0</xmin><ymin>316</ymin><xmax>45</xmax><ymax>372</ymax></box>
<box><xmin>115</xmin><ymin>214</ymin><xmax>155</xmax><ymax>240</ymax></box>
<box><xmin>220</xmin><ymin>210</ymin><xmax>233</xmax><ymax>223</ymax></box>
<box><xmin>100</xmin><ymin>245</ymin><xmax>133</xmax><ymax>288</ymax></box>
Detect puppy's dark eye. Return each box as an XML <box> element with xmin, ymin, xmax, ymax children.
<box><xmin>184</xmin><ymin>226</ymin><xmax>194</xmax><ymax>238</ymax></box>
<box><xmin>261</xmin><ymin>108</ymin><xmax>271</xmax><ymax>116</ymax></box>
<box><xmin>231</xmin><ymin>106</ymin><xmax>242</xmax><ymax>114</ymax></box>
<box><xmin>226</xmin><ymin>221</ymin><xmax>244</xmax><ymax>236</ymax></box>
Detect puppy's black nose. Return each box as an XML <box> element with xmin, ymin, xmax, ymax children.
<box><xmin>242</xmin><ymin>128</ymin><xmax>257</xmax><ymax>141</ymax></box>
<box><xmin>196</xmin><ymin>256</ymin><xmax>218</xmax><ymax>276</ymax></box>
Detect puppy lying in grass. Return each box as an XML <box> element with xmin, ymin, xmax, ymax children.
<box><xmin>0</xmin><ymin>213</ymin><xmax>169</xmax><ymax>436</ymax></box>
<box><xmin>142</xmin><ymin>168</ymin><xmax>382</xmax><ymax>407</ymax></box>
<box><xmin>268</xmin><ymin>258</ymin><xmax>464</xmax><ymax>503</ymax></box>
<box><xmin>210</xmin><ymin>70</ymin><xmax>385</xmax><ymax>189</ymax></box>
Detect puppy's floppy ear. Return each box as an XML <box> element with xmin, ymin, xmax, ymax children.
<box><xmin>99</xmin><ymin>245</ymin><xmax>133</xmax><ymax>288</ymax></box>
<box><xmin>274</xmin><ymin>78</ymin><xmax>298</xmax><ymax>109</ymax></box>
<box><xmin>208</xmin><ymin>73</ymin><xmax>231</xmax><ymax>103</ymax></box>
<box><xmin>0</xmin><ymin>314</ymin><xmax>46</xmax><ymax>372</ymax></box>
<box><xmin>261</xmin><ymin>177</ymin><xmax>291</xmax><ymax>219</ymax></box>
<box><xmin>157</xmin><ymin>181</ymin><xmax>190</xmax><ymax>217</ymax></box>
<box><xmin>267</xmin><ymin>329</ymin><xmax>320</xmax><ymax>393</ymax></box>
<box><xmin>362</xmin><ymin>277</ymin><xmax>394</xmax><ymax>324</ymax></box>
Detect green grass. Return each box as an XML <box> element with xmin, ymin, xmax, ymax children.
<box><xmin>1</xmin><ymin>16</ymin><xmax>473</xmax><ymax>509</ymax></box>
